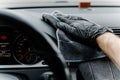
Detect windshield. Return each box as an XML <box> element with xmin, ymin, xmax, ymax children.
<box><xmin>0</xmin><ymin>0</ymin><xmax>120</xmax><ymax>4</ymax></box>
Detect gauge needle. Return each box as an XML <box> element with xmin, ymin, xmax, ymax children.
<box><xmin>19</xmin><ymin>51</ymin><xmax>30</xmax><ymax>60</ymax></box>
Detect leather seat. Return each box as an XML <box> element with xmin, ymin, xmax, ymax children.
<box><xmin>77</xmin><ymin>58</ymin><xmax>120</xmax><ymax>80</ymax></box>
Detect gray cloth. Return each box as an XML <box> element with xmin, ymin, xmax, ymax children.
<box><xmin>56</xmin><ymin>29</ymin><xmax>106</xmax><ymax>62</ymax></box>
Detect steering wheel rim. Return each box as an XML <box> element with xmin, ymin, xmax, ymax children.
<box><xmin>0</xmin><ymin>9</ymin><xmax>71</xmax><ymax>80</ymax></box>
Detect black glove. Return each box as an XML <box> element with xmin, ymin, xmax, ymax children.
<box><xmin>42</xmin><ymin>11</ymin><xmax>113</xmax><ymax>41</ymax></box>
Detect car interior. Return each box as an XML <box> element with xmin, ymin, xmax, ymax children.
<box><xmin>0</xmin><ymin>0</ymin><xmax>120</xmax><ymax>80</ymax></box>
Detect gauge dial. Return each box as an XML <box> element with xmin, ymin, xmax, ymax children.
<box><xmin>14</xmin><ymin>35</ymin><xmax>41</xmax><ymax>64</ymax></box>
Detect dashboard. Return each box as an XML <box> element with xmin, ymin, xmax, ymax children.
<box><xmin>0</xmin><ymin>2</ymin><xmax>120</xmax><ymax>80</ymax></box>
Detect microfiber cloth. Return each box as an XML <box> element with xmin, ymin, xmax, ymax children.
<box><xmin>56</xmin><ymin>29</ymin><xmax>106</xmax><ymax>62</ymax></box>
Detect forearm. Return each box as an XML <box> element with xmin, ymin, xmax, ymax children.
<box><xmin>96</xmin><ymin>32</ymin><xmax>120</xmax><ymax>69</ymax></box>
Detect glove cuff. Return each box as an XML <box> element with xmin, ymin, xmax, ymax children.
<box><xmin>93</xmin><ymin>27</ymin><xmax>113</xmax><ymax>39</ymax></box>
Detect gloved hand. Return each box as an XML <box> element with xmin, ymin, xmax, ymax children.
<box><xmin>42</xmin><ymin>11</ymin><xmax>113</xmax><ymax>41</ymax></box>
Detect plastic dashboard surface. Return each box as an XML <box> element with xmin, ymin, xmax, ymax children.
<box><xmin>0</xmin><ymin>6</ymin><xmax>120</xmax><ymax>64</ymax></box>
<box><xmin>10</xmin><ymin>9</ymin><xmax>120</xmax><ymax>62</ymax></box>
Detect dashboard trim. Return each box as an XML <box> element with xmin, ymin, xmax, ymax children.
<box><xmin>0</xmin><ymin>60</ymin><xmax>48</xmax><ymax>69</ymax></box>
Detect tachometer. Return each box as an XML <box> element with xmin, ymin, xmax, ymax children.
<box><xmin>14</xmin><ymin>35</ymin><xmax>41</xmax><ymax>64</ymax></box>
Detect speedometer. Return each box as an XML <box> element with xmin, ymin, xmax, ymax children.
<box><xmin>14</xmin><ymin>35</ymin><xmax>42</xmax><ymax>64</ymax></box>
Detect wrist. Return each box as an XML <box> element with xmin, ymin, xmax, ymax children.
<box><xmin>96</xmin><ymin>32</ymin><xmax>114</xmax><ymax>45</ymax></box>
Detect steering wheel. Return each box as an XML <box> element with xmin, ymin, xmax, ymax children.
<box><xmin>0</xmin><ymin>9</ymin><xmax>70</xmax><ymax>80</ymax></box>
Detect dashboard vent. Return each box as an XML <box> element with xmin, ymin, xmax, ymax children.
<box><xmin>112</xmin><ymin>28</ymin><xmax>120</xmax><ymax>36</ymax></box>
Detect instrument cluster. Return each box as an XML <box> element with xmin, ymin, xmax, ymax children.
<box><xmin>0</xmin><ymin>26</ymin><xmax>43</xmax><ymax>65</ymax></box>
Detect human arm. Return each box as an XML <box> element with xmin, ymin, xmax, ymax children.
<box><xmin>96</xmin><ymin>32</ymin><xmax>120</xmax><ymax>69</ymax></box>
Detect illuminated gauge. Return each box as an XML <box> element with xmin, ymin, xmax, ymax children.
<box><xmin>14</xmin><ymin>35</ymin><xmax>41</xmax><ymax>64</ymax></box>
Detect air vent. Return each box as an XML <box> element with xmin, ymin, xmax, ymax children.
<box><xmin>112</xmin><ymin>28</ymin><xmax>120</xmax><ymax>35</ymax></box>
